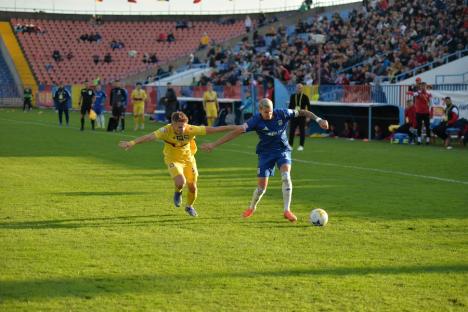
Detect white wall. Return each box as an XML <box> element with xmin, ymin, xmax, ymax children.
<box><xmin>398</xmin><ymin>56</ymin><xmax>468</xmax><ymax>85</ymax></box>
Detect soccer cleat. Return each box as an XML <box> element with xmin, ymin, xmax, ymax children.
<box><xmin>185</xmin><ymin>206</ymin><xmax>198</xmax><ymax>217</ymax></box>
<box><xmin>297</xmin><ymin>146</ymin><xmax>304</xmax><ymax>151</ymax></box>
<box><xmin>242</xmin><ymin>208</ymin><xmax>255</xmax><ymax>218</ymax></box>
<box><xmin>173</xmin><ymin>191</ymin><xmax>182</xmax><ymax>207</ymax></box>
<box><xmin>283</xmin><ymin>211</ymin><xmax>297</xmax><ymax>223</ymax></box>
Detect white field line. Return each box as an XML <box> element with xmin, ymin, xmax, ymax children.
<box><xmin>2</xmin><ymin>117</ymin><xmax>467</xmax><ymax>185</ymax></box>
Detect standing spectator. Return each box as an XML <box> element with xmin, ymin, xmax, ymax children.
<box><xmin>93</xmin><ymin>84</ymin><xmax>107</xmax><ymax>129</ymax></box>
<box><xmin>131</xmin><ymin>82</ymin><xmax>148</xmax><ymax>131</ymax></box>
<box><xmin>203</xmin><ymin>82</ymin><xmax>219</xmax><ymax>127</ymax></box>
<box><xmin>79</xmin><ymin>80</ymin><xmax>96</xmax><ymax>131</ymax></box>
<box><xmin>433</xmin><ymin>97</ymin><xmax>459</xmax><ymax>149</ymax></box>
<box><xmin>23</xmin><ymin>87</ymin><xmax>33</xmax><ymax>112</ymax></box>
<box><xmin>108</xmin><ymin>80</ymin><xmax>128</xmax><ymax>132</ymax></box>
<box><xmin>245</xmin><ymin>15</ymin><xmax>252</xmax><ymax>33</ymax></box>
<box><xmin>288</xmin><ymin>83</ymin><xmax>311</xmax><ymax>151</ymax></box>
<box><xmin>53</xmin><ymin>83</ymin><xmax>71</xmax><ymax>127</ymax></box>
<box><xmin>412</xmin><ymin>82</ymin><xmax>432</xmax><ymax>145</ymax></box>
<box><xmin>163</xmin><ymin>82</ymin><xmax>179</xmax><ymax>123</ymax></box>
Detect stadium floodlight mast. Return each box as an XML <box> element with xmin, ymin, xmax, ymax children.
<box><xmin>310</xmin><ymin>34</ymin><xmax>326</xmax><ymax>85</ymax></box>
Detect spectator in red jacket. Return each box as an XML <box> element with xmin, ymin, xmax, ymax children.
<box><xmin>433</xmin><ymin>97</ymin><xmax>459</xmax><ymax>149</ymax></box>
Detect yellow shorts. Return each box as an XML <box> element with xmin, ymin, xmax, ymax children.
<box><xmin>133</xmin><ymin>103</ymin><xmax>145</xmax><ymax>115</ymax></box>
<box><xmin>166</xmin><ymin>157</ymin><xmax>198</xmax><ymax>183</ymax></box>
<box><xmin>205</xmin><ymin>103</ymin><xmax>218</xmax><ymax>118</ymax></box>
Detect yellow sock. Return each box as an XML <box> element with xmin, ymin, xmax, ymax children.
<box><xmin>207</xmin><ymin>118</ymin><xmax>212</xmax><ymax>126</ymax></box>
<box><xmin>134</xmin><ymin>116</ymin><xmax>139</xmax><ymax>129</ymax></box>
<box><xmin>187</xmin><ymin>190</ymin><xmax>197</xmax><ymax>207</ymax></box>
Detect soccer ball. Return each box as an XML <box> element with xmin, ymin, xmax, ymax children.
<box><xmin>309</xmin><ymin>208</ymin><xmax>328</xmax><ymax>226</ymax></box>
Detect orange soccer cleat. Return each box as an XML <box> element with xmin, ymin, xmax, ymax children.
<box><xmin>283</xmin><ymin>211</ymin><xmax>297</xmax><ymax>223</ymax></box>
<box><xmin>242</xmin><ymin>208</ymin><xmax>255</xmax><ymax>218</ymax></box>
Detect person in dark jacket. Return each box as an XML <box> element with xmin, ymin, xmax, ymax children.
<box><xmin>108</xmin><ymin>80</ymin><xmax>128</xmax><ymax>132</ymax></box>
<box><xmin>53</xmin><ymin>83</ymin><xmax>71</xmax><ymax>127</ymax></box>
<box><xmin>164</xmin><ymin>82</ymin><xmax>179</xmax><ymax>123</ymax></box>
<box><xmin>288</xmin><ymin>83</ymin><xmax>311</xmax><ymax>151</ymax></box>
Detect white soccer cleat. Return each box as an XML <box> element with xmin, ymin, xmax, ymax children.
<box><xmin>297</xmin><ymin>146</ymin><xmax>304</xmax><ymax>151</ymax></box>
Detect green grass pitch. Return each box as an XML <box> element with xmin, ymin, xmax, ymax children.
<box><xmin>0</xmin><ymin>108</ymin><xmax>467</xmax><ymax>311</ymax></box>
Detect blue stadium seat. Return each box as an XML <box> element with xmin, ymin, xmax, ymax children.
<box><xmin>0</xmin><ymin>55</ymin><xmax>19</xmax><ymax>98</ymax></box>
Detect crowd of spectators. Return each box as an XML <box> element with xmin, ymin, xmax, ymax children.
<box><xmin>195</xmin><ymin>0</ymin><xmax>466</xmax><ymax>88</ymax></box>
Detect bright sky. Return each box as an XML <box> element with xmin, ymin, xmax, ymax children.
<box><xmin>0</xmin><ymin>0</ymin><xmax>357</xmax><ymax>15</ymax></box>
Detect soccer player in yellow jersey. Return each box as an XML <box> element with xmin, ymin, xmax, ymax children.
<box><xmin>203</xmin><ymin>82</ymin><xmax>219</xmax><ymax>127</ymax></box>
<box><xmin>131</xmin><ymin>82</ymin><xmax>148</xmax><ymax>131</ymax></box>
<box><xmin>119</xmin><ymin>111</ymin><xmax>236</xmax><ymax>217</ymax></box>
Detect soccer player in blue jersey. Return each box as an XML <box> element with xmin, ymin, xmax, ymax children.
<box><xmin>93</xmin><ymin>84</ymin><xmax>107</xmax><ymax>129</ymax></box>
<box><xmin>201</xmin><ymin>98</ymin><xmax>328</xmax><ymax>222</ymax></box>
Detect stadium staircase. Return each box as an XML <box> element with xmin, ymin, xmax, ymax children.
<box><xmin>0</xmin><ymin>22</ymin><xmax>37</xmax><ymax>100</ymax></box>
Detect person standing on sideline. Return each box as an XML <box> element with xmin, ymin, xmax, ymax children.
<box><xmin>201</xmin><ymin>98</ymin><xmax>329</xmax><ymax>223</ymax></box>
<box><xmin>411</xmin><ymin>82</ymin><xmax>432</xmax><ymax>144</ymax></box>
<box><xmin>288</xmin><ymin>83</ymin><xmax>311</xmax><ymax>151</ymax></box>
<box><xmin>23</xmin><ymin>87</ymin><xmax>33</xmax><ymax>112</ymax></box>
<box><xmin>203</xmin><ymin>82</ymin><xmax>219</xmax><ymax>126</ymax></box>
<box><xmin>118</xmin><ymin>112</ymin><xmax>237</xmax><ymax>217</ymax></box>
<box><xmin>93</xmin><ymin>84</ymin><xmax>107</xmax><ymax>129</ymax></box>
<box><xmin>131</xmin><ymin>82</ymin><xmax>148</xmax><ymax>131</ymax></box>
<box><xmin>163</xmin><ymin>82</ymin><xmax>179</xmax><ymax>124</ymax></box>
<box><xmin>53</xmin><ymin>83</ymin><xmax>71</xmax><ymax>127</ymax></box>
<box><xmin>79</xmin><ymin>80</ymin><xmax>96</xmax><ymax>131</ymax></box>
<box><xmin>108</xmin><ymin>80</ymin><xmax>128</xmax><ymax>132</ymax></box>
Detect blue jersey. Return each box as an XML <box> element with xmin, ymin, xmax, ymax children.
<box><xmin>93</xmin><ymin>90</ymin><xmax>107</xmax><ymax>114</ymax></box>
<box><xmin>244</xmin><ymin>108</ymin><xmax>298</xmax><ymax>154</ymax></box>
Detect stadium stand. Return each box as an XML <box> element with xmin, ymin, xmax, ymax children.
<box><xmin>200</xmin><ymin>0</ymin><xmax>467</xmax><ymax>86</ymax></box>
<box><xmin>11</xmin><ymin>17</ymin><xmax>247</xmax><ymax>85</ymax></box>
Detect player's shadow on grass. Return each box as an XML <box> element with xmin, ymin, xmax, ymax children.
<box><xmin>0</xmin><ymin>214</ymin><xmax>217</xmax><ymax>230</ymax></box>
<box><xmin>1</xmin><ymin>264</ymin><xmax>467</xmax><ymax>300</ymax></box>
<box><xmin>56</xmin><ymin>191</ymin><xmax>150</xmax><ymax>196</ymax></box>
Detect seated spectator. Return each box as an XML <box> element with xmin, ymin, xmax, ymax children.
<box><xmin>199</xmin><ymin>32</ymin><xmax>210</xmax><ymax>49</ymax></box>
<box><xmin>149</xmin><ymin>53</ymin><xmax>159</xmax><ymax>64</ymax></box>
<box><xmin>175</xmin><ymin>21</ymin><xmax>188</xmax><ymax>30</ymax></box>
<box><xmin>352</xmin><ymin>121</ymin><xmax>361</xmax><ymax>139</ymax></box>
<box><xmin>341</xmin><ymin>121</ymin><xmax>352</xmax><ymax>138</ymax></box>
<box><xmin>157</xmin><ymin>33</ymin><xmax>167</xmax><ymax>43</ymax></box>
<box><xmin>432</xmin><ymin>97</ymin><xmax>460</xmax><ymax>149</ymax></box>
<box><xmin>167</xmin><ymin>32</ymin><xmax>176</xmax><ymax>43</ymax></box>
<box><xmin>142</xmin><ymin>53</ymin><xmax>149</xmax><ymax>64</ymax></box>
<box><xmin>66</xmin><ymin>51</ymin><xmax>74</xmax><ymax>61</ymax></box>
<box><xmin>374</xmin><ymin>125</ymin><xmax>385</xmax><ymax>140</ymax></box>
<box><xmin>128</xmin><ymin>50</ymin><xmax>137</xmax><ymax>58</ymax></box>
<box><xmin>52</xmin><ymin>50</ymin><xmax>62</xmax><ymax>62</ymax></box>
<box><xmin>93</xmin><ymin>54</ymin><xmax>100</xmax><ymax>65</ymax></box>
<box><xmin>104</xmin><ymin>53</ymin><xmax>112</xmax><ymax>64</ymax></box>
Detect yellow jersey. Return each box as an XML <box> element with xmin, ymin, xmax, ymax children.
<box><xmin>153</xmin><ymin>124</ymin><xmax>206</xmax><ymax>163</ymax></box>
<box><xmin>203</xmin><ymin>90</ymin><xmax>218</xmax><ymax>105</ymax></box>
<box><xmin>131</xmin><ymin>89</ymin><xmax>147</xmax><ymax>105</ymax></box>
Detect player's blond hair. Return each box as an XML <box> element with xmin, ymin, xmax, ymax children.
<box><xmin>259</xmin><ymin>98</ymin><xmax>273</xmax><ymax>110</ymax></box>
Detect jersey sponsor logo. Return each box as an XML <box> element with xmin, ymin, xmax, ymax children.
<box><xmin>176</xmin><ymin>135</ymin><xmax>189</xmax><ymax>141</ymax></box>
<box><xmin>169</xmin><ymin>163</ymin><xmax>175</xmax><ymax>168</ymax></box>
<box><xmin>278</xmin><ymin>120</ymin><xmax>283</xmax><ymax>126</ymax></box>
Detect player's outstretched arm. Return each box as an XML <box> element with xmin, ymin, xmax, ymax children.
<box><xmin>205</xmin><ymin>125</ymin><xmax>238</xmax><ymax>134</ymax></box>
<box><xmin>299</xmin><ymin>109</ymin><xmax>329</xmax><ymax>129</ymax></box>
<box><xmin>119</xmin><ymin>132</ymin><xmax>156</xmax><ymax>151</ymax></box>
<box><xmin>201</xmin><ymin>125</ymin><xmax>244</xmax><ymax>152</ymax></box>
